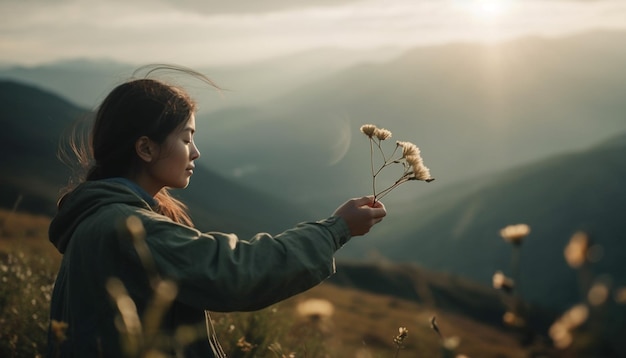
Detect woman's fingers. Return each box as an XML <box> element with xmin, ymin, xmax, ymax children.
<box><xmin>334</xmin><ymin>196</ymin><xmax>387</xmax><ymax>237</ymax></box>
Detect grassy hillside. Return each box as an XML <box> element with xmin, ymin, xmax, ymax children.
<box><xmin>330</xmin><ymin>261</ymin><xmax>557</xmax><ymax>332</ymax></box>
<box><xmin>4</xmin><ymin>208</ymin><xmax>623</xmax><ymax>357</ymax></box>
<box><xmin>0</xmin><ymin>209</ymin><xmax>545</xmax><ymax>357</ymax></box>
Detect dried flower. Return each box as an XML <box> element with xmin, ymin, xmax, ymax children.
<box><xmin>499</xmin><ymin>224</ymin><xmax>530</xmax><ymax>246</ymax></box>
<box><xmin>296</xmin><ymin>298</ymin><xmax>334</xmax><ymax>321</ymax></box>
<box><xmin>564</xmin><ymin>231</ymin><xmax>589</xmax><ymax>268</ymax></box>
<box><xmin>549</xmin><ymin>304</ymin><xmax>589</xmax><ymax>349</ymax></box>
<box><xmin>50</xmin><ymin>320</ymin><xmax>68</xmax><ymax>343</ymax></box>
<box><xmin>360</xmin><ymin>124</ymin><xmax>434</xmax><ymax>202</ymax></box>
<box><xmin>442</xmin><ymin>336</ymin><xmax>461</xmax><ymax>350</ymax></box>
<box><xmin>375</xmin><ymin>128</ymin><xmax>392</xmax><ymax>140</ymax></box>
<box><xmin>393</xmin><ymin>326</ymin><xmax>409</xmax><ymax>346</ymax></box>
<box><xmin>492</xmin><ymin>271</ymin><xmax>515</xmax><ymax>293</ymax></box>
<box><xmin>503</xmin><ymin>311</ymin><xmax>525</xmax><ymax>327</ymax></box>
<box><xmin>393</xmin><ymin>326</ymin><xmax>409</xmax><ymax>357</ymax></box>
<box><xmin>549</xmin><ymin>322</ymin><xmax>573</xmax><ymax>349</ymax></box>
<box><xmin>404</xmin><ymin>155</ymin><xmax>421</xmax><ymax>167</ymax></box>
<box><xmin>397</xmin><ymin>141</ymin><xmax>419</xmax><ymax>158</ymax></box>
<box><xmin>408</xmin><ymin>157</ymin><xmax>433</xmax><ymax>182</ymax></box>
<box><xmin>360</xmin><ymin>124</ymin><xmax>378</xmax><ymax>137</ymax></box>
<box><xmin>561</xmin><ymin>304</ymin><xmax>589</xmax><ymax>329</ymax></box>
<box><xmin>236</xmin><ymin>336</ymin><xmax>256</xmax><ymax>352</ymax></box>
<box><xmin>588</xmin><ymin>281</ymin><xmax>609</xmax><ymax>306</ymax></box>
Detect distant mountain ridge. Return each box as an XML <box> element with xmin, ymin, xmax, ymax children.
<box><xmin>191</xmin><ymin>29</ymin><xmax>626</xmax><ymax>214</ymax></box>
<box><xmin>0</xmin><ymin>47</ymin><xmax>402</xmax><ymax>113</ymax></box>
<box><xmin>2</xmin><ymin>30</ymin><xmax>625</xmax><ymax>214</ymax></box>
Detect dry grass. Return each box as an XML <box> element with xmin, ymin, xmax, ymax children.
<box><xmin>0</xmin><ymin>209</ymin><xmax>58</xmax><ymax>258</ymax></box>
<box><xmin>270</xmin><ymin>281</ymin><xmax>529</xmax><ymax>358</ymax></box>
<box><xmin>4</xmin><ymin>209</ymin><xmax>612</xmax><ymax>357</ymax></box>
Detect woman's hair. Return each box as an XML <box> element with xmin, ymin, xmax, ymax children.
<box><xmin>60</xmin><ymin>65</ymin><xmax>220</xmax><ymax>226</ymax></box>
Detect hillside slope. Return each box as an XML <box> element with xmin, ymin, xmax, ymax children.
<box><xmin>0</xmin><ymin>80</ymin><xmax>86</xmax><ymax>213</ymax></box>
<box><xmin>341</xmin><ymin>134</ymin><xmax>626</xmax><ymax>310</ymax></box>
<box><xmin>0</xmin><ymin>209</ymin><xmax>537</xmax><ymax>358</ymax></box>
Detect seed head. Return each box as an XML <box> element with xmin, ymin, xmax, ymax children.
<box><xmin>410</xmin><ymin>160</ymin><xmax>433</xmax><ymax>182</ymax></box>
<box><xmin>360</xmin><ymin>124</ymin><xmax>378</xmax><ymax>138</ymax></box>
<box><xmin>500</xmin><ymin>224</ymin><xmax>530</xmax><ymax>245</ymax></box>
<box><xmin>393</xmin><ymin>326</ymin><xmax>409</xmax><ymax>346</ymax></box>
<box><xmin>549</xmin><ymin>304</ymin><xmax>589</xmax><ymax>349</ymax></box>
<box><xmin>296</xmin><ymin>298</ymin><xmax>334</xmax><ymax>321</ymax></box>
<box><xmin>492</xmin><ymin>271</ymin><xmax>515</xmax><ymax>293</ymax></box>
<box><xmin>503</xmin><ymin>311</ymin><xmax>525</xmax><ymax>327</ymax></box>
<box><xmin>396</xmin><ymin>141</ymin><xmax>419</xmax><ymax>158</ymax></box>
<box><xmin>564</xmin><ymin>231</ymin><xmax>589</xmax><ymax>268</ymax></box>
<box><xmin>374</xmin><ymin>128</ymin><xmax>392</xmax><ymax>140</ymax></box>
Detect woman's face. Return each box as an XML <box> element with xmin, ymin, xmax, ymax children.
<box><xmin>145</xmin><ymin>114</ymin><xmax>200</xmax><ymax>194</ymax></box>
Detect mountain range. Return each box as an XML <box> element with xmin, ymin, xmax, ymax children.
<box><xmin>0</xmin><ymin>46</ymin><xmax>402</xmax><ymax>113</ymax></box>
<box><xmin>1</xmin><ymin>29</ymin><xmax>625</xmax><ymax>313</ymax></box>
<box><xmin>4</xmin><ymin>30</ymin><xmax>626</xmax><ymax>215</ymax></box>
<box><xmin>190</xmin><ymin>29</ymin><xmax>626</xmax><ymax>213</ymax></box>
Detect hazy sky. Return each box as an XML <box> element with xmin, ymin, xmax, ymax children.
<box><xmin>1</xmin><ymin>0</ymin><xmax>626</xmax><ymax>66</ymax></box>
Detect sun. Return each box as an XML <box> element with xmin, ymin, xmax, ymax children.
<box><xmin>468</xmin><ymin>0</ymin><xmax>512</xmax><ymax>20</ymax></box>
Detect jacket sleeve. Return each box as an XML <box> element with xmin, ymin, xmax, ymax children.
<box><xmin>141</xmin><ymin>213</ymin><xmax>352</xmax><ymax>312</ymax></box>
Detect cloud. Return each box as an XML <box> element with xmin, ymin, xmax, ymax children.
<box><xmin>0</xmin><ymin>0</ymin><xmax>364</xmax><ymax>14</ymax></box>
<box><xmin>1</xmin><ymin>0</ymin><xmax>626</xmax><ymax>66</ymax></box>
<box><xmin>159</xmin><ymin>0</ymin><xmax>365</xmax><ymax>14</ymax></box>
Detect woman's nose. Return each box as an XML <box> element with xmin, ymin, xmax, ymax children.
<box><xmin>191</xmin><ymin>142</ymin><xmax>201</xmax><ymax>160</ymax></box>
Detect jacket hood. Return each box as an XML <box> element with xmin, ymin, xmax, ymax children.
<box><xmin>49</xmin><ymin>181</ymin><xmax>154</xmax><ymax>254</ymax></box>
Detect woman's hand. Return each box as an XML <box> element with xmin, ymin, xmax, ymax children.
<box><xmin>333</xmin><ymin>196</ymin><xmax>386</xmax><ymax>237</ymax></box>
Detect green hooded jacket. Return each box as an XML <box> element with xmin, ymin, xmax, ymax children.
<box><xmin>47</xmin><ymin>180</ymin><xmax>351</xmax><ymax>357</ymax></box>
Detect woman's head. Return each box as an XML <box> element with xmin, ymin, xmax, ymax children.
<box><xmin>61</xmin><ymin>65</ymin><xmax>220</xmax><ymax>225</ymax></box>
<box><xmin>88</xmin><ymin>78</ymin><xmax>197</xmax><ymax>181</ymax></box>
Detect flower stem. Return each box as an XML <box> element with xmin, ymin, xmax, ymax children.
<box><xmin>369</xmin><ymin>138</ymin><xmax>377</xmax><ymax>199</ymax></box>
<box><xmin>374</xmin><ymin>178</ymin><xmax>409</xmax><ymax>201</ymax></box>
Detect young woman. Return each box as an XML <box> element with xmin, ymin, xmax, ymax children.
<box><xmin>47</xmin><ymin>67</ymin><xmax>386</xmax><ymax>357</ymax></box>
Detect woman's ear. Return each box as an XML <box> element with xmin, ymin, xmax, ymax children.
<box><xmin>135</xmin><ymin>136</ymin><xmax>156</xmax><ymax>162</ymax></box>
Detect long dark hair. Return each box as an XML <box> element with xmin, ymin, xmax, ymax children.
<box><xmin>59</xmin><ymin>65</ymin><xmax>220</xmax><ymax>226</ymax></box>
